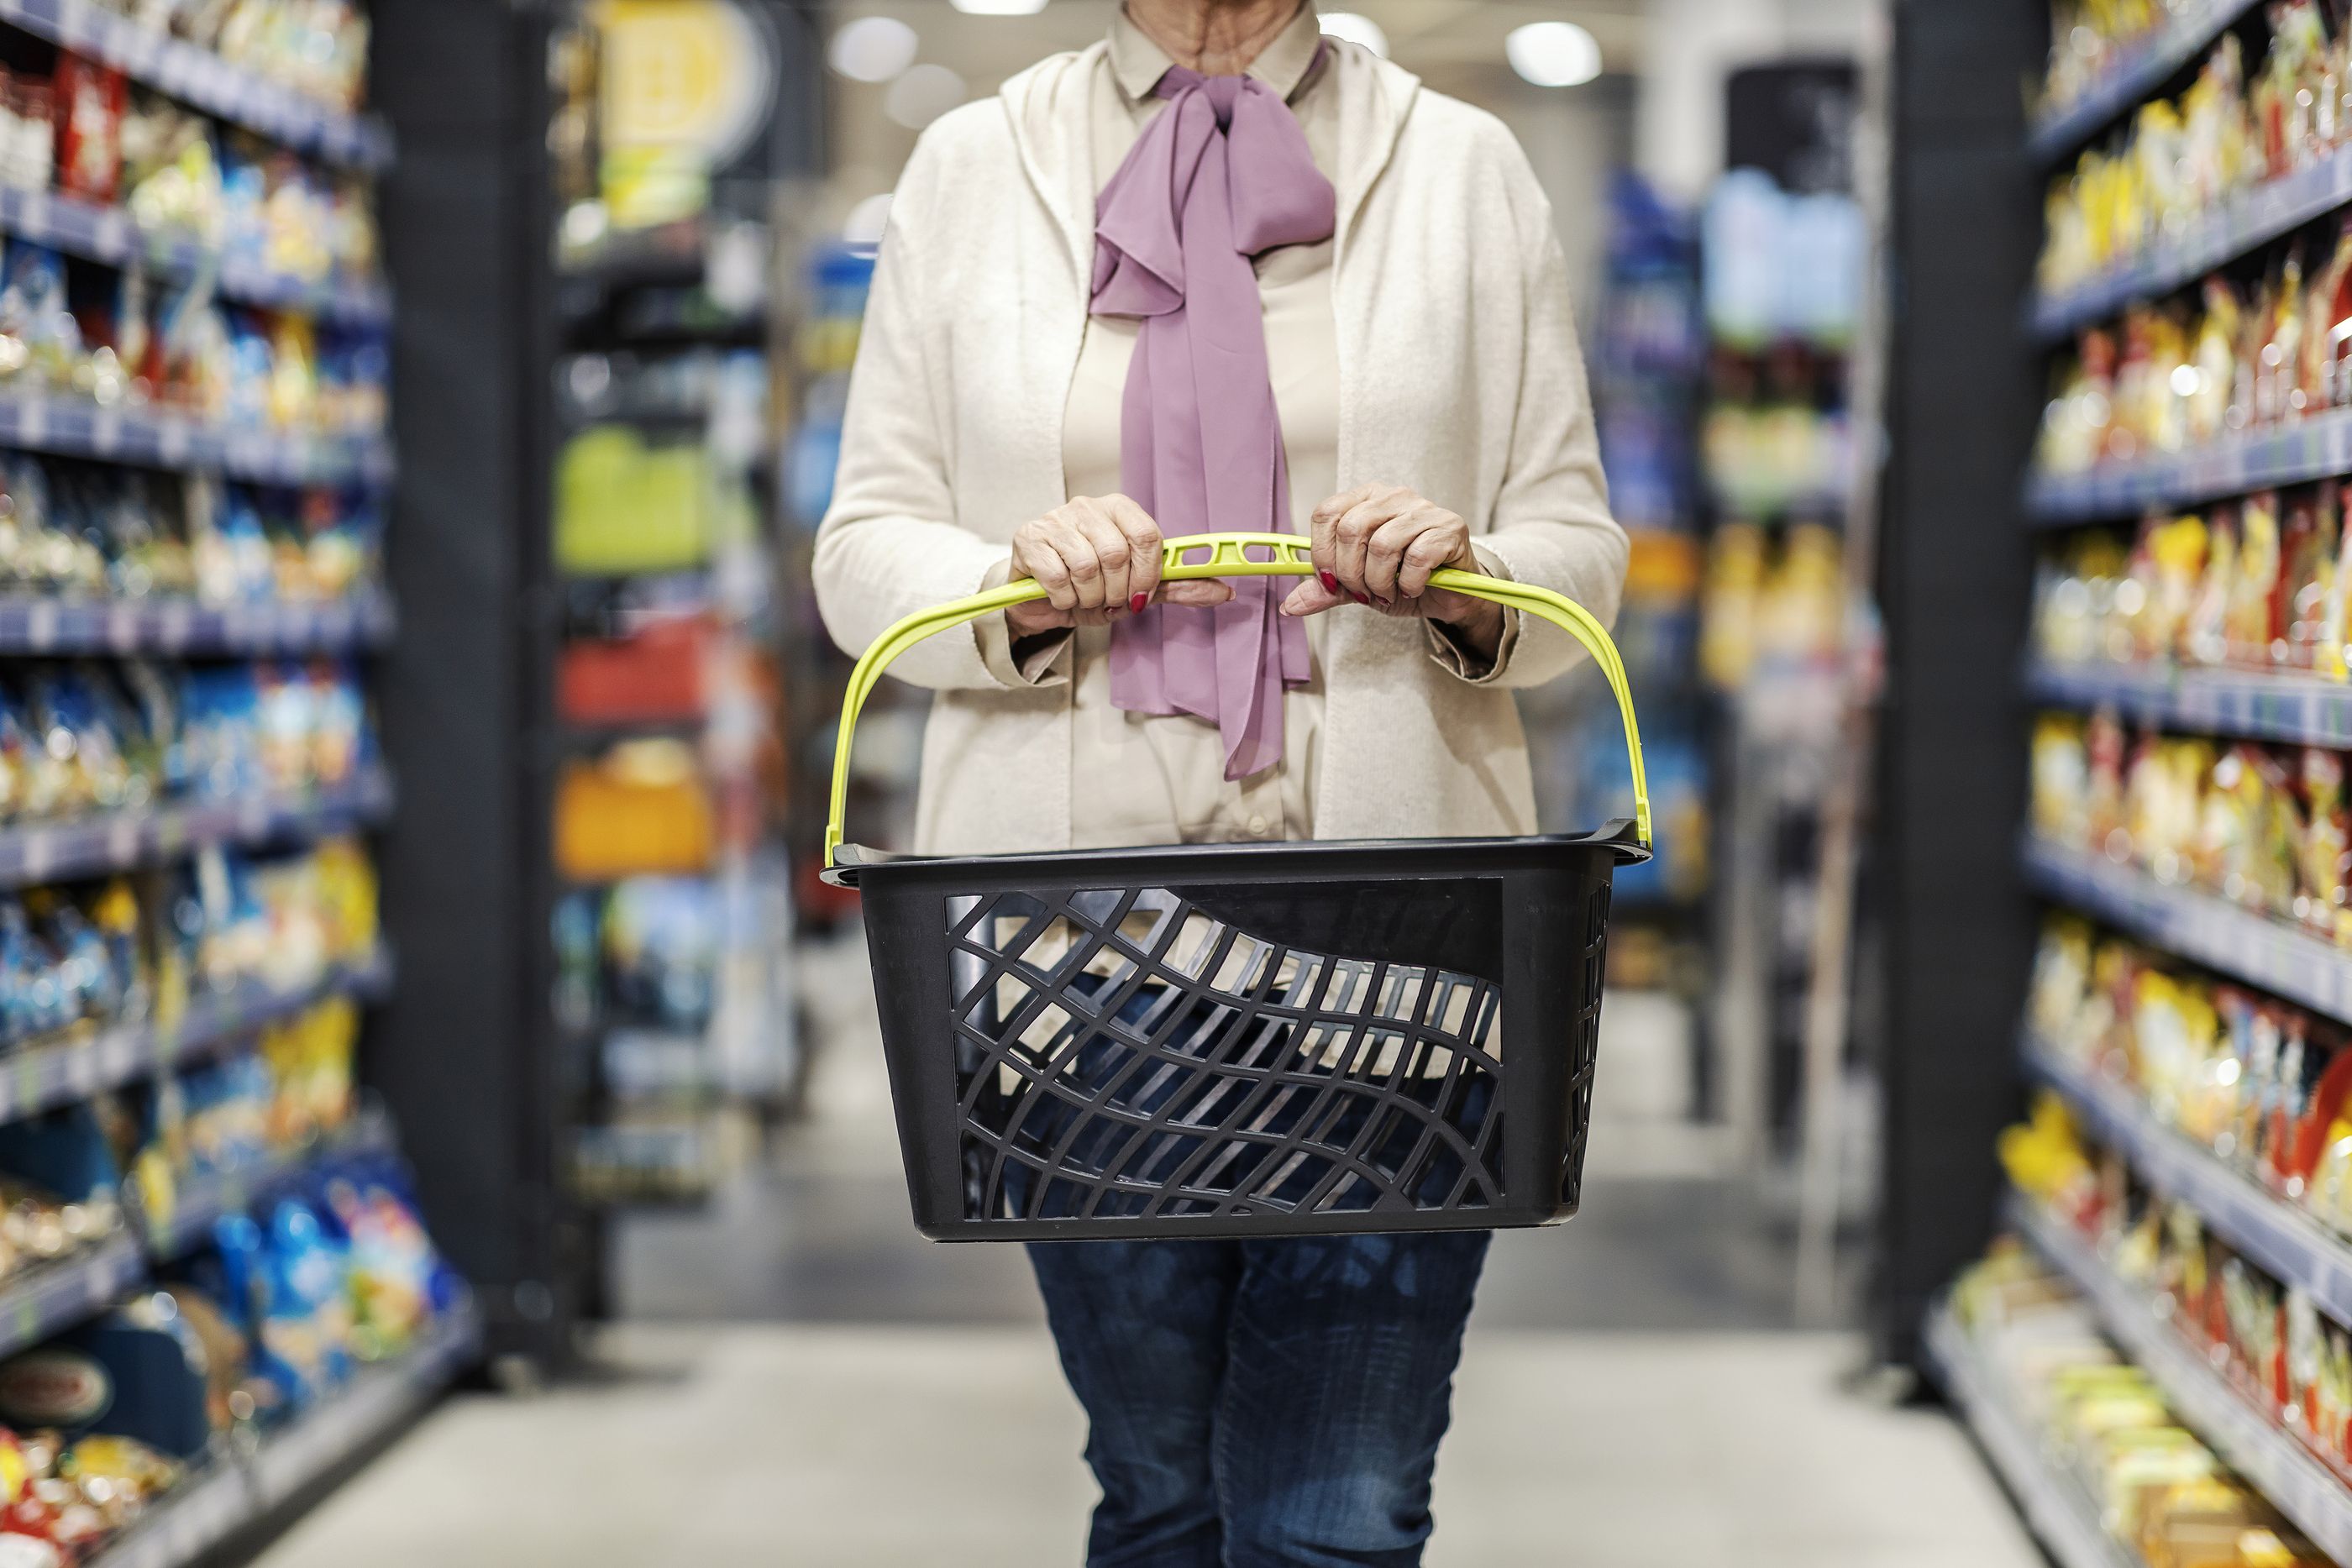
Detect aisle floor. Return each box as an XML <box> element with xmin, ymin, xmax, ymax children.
<box><xmin>254</xmin><ymin>939</ymin><xmax>2037</xmax><ymax>1565</ymax></box>
<box><xmin>251</xmin><ymin>1325</ymin><xmax>2035</xmax><ymax>1568</ymax></box>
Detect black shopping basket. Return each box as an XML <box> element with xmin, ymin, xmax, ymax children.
<box><xmin>822</xmin><ymin>532</ymin><xmax>1651</xmax><ymax>1242</ymax></box>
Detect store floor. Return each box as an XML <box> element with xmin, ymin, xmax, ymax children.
<box><xmin>249</xmin><ymin>941</ymin><xmax>2036</xmax><ymax>1565</ymax></box>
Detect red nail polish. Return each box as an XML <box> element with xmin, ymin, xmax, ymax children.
<box><xmin>1130</xmin><ymin>592</ymin><xmax>1148</xmax><ymax>614</ymax></box>
<box><xmin>1352</xmin><ymin>592</ymin><xmax>1369</xmax><ymax>605</ymax></box>
<box><xmin>1320</xmin><ymin>571</ymin><xmax>1338</xmax><ymax>593</ymax></box>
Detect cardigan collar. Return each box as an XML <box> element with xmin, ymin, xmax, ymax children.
<box><xmin>995</xmin><ymin>16</ymin><xmax>1419</xmax><ymax>287</ymax></box>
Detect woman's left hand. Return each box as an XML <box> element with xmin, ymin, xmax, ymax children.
<box><xmin>1278</xmin><ymin>483</ymin><xmax>1504</xmax><ymax>654</ymax></box>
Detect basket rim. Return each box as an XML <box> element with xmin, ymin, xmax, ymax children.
<box><xmin>822</xmin><ymin>817</ymin><xmax>1648</xmax><ymax>889</ymax></box>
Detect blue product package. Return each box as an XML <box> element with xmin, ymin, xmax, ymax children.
<box><xmin>60</xmin><ymin>1308</ymin><xmax>213</xmax><ymax>1459</ymax></box>
<box><xmin>0</xmin><ymin>1103</ymin><xmax>123</xmax><ymax>1203</ymax></box>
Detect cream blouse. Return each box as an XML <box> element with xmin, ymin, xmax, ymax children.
<box><xmin>972</xmin><ymin>3</ymin><xmax>1511</xmax><ymax>850</ymax></box>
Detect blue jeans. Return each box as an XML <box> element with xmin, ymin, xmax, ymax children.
<box><xmin>1009</xmin><ymin>973</ymin><xmax>1493</xmax><ymax>1565</ymax></box>
<box><xmin>1028</xmin><ymin>1229</ymin><xmax>1490</xmax><ymax>1567</ymax></box>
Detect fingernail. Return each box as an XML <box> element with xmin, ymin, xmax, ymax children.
<box><xmin>1130</xmin><ymin>592</ymin><xmax>1148</xmax><ymax>614</ymax></box>
<box><xmin>1320</xmin><ymin>571</ymin><xmax>1338</xmax><ymax>593</ymax></box>
<box><xmin>1351</xmin><ymin>591</ymin><xmax>1368</xmax><ymax>605</ymax></box>
<box><xmin>1374</xmin><ymin>597</ymin><xmax>1393</xmax><ymax>609</ymax></box>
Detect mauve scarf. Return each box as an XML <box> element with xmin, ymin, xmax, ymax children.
<box><xmin>1090</xmin><ymin>55</ymin><xmax>1335</xmax><ymax>781</ymax></box>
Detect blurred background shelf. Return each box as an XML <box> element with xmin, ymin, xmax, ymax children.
<box><xmin>2024</xmin><ymin>407</ymin><xmax>2352</xmax><ymax>522</ymax></box>
<box><xmin>0</xmin><ymin>947</ymin><xmax>391</xmax><ymax>1126</ymax></box>
<box><xmin>2025</xmin><ymin>0</ymin><xmax>2262</xmax><ymax>160</ymax></box>
<box><xmin>2022</xmin><ymin>836</ymin><xmax>2352</xmax><ymax>1024</ymax></box>
<box><xmin>2024</xmin><ymin>661</ymin><xmax>2352</xmax><ymax>747</ymax></box>
<box><xmin>2020</xmin><ymin>1034</ymin><xmax>2352</xmax><ymax>1322</ymax></box>
<box><xmin>0</xmin><ymin>768</ymin><xmax>393</xmax><ymax>891</ymax></box>
<box><xmin>2029</xmin><ymin>144</ymin><xmax>2352</xmax><ymax>341</ymax></box>
<box><xmin>0</xmin><ymin>0</ymin><xmax>390</xmax><ymax>169</ymax></box>
<box><xmin>0</xmin><ymin>590</ymin><xmax>395</xmax><ymax>655</ymax></box>
<box><xmin>2011</xmin><ymin>1194</ymin><xmax>2352</xmax><ymax>1562</ymax></box>
<box><xmin>0</xmin><ymin>395</ymin><xmax>391</xmax><ymax>488</ymax></box>
<box><xmin>0</xmin><ymin>1230</ymin><xmax>141</xmax><ymax>1357</ymax></box>
<box><xmin>1922</xmin><ymin>1303</ymin><xmax>2139</xmax><ymax>1568</ymax></box>
<box><xmin>0</xmin><ymin>185</ymin><xmax>388</xmax><ymax>325</ymax></box>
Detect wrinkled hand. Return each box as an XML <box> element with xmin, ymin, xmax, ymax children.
<box><xmin>1278</xmin><ymin>484</ymin><xmax>1504</xmax><ymax>653</ymax></box>
<box><xmin>1005</xmin><ymin>495</ymin><xmax>1236</xmax><ymax>637</ymax></box>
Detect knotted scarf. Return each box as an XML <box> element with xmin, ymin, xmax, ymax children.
<box><xmin>1091</xmin><ymin>55</ymin><xmax>1335</xmax><ymax>781</ymax></box>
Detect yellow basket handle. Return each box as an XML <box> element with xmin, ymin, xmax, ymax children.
<box><xmin>825</xmin><ymin>531</ymin><xmax>1650</xmax><ymax>868</ymax></box>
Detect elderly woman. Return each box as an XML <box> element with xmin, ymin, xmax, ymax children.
<box><xmin>815</xmin><ymin>0</ymin><xmax>1625</xmax><ymax>1560</ymax></box>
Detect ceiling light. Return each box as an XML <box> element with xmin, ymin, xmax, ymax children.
<box><xmin>827</xmin><ymin>16</ymin><xmax>917</xmax><ymax>83</ymax></box>
<box><xmin>951</xmin><ymin>0</ymin><xmax>1048</xmax><ymax>13</ymax></box>
<box><xmin>1505</xmin><ymin>21</ymin><xmax>1602</xmax><ymax>87</ymax></box>
<box><xmin>885</xmin><ymin>63</ymin><xmax>967</xmax><ymax>129</ymax></box>
<box><xmin>1318</xmin><ymin>11</ymin><xmax>1388</xmax><ymax>58</ymax></box>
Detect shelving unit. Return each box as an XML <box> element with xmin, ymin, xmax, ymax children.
<box><xmin>0</xmin><ymin>1234</ymin><xmax>144</xmax><ymax>1356</ymax></box>
<box><xmin>2027</xmin><ymin>0</ymin><xmax>2262</xmax><ymax>160</ymax></box>
<box><xmin>0</xmin><ymin>3</ymin><xmax>492</xmax><ymax>1559</ymax></box>
<box><xmin>2030</xmin><ymin>145</ymin><xmax>2352</xmax><ymax>341</ymax></box>
<box><xmin>0</xmin><ymin>185</ymin><xmax>389</xmax><ymax>324</ymax></box>
<box><xmin>2021</xmin><ymin>1034</ymin><xmax>2352</xmax><ymax>1322</ymax></box>
<box><xmin>0</xmin><ymin>767</ymin><xmax>391</xmax><ymax>891</ymax></box>
<box><xmin>139</xmin><ymin>1108</ymin><xmax>396</xmax><ymax>1261</ymax></box>
<box><xmin>2025</xmin><ymin>661</ymin><xmax>2352</xmax><ymax>747</ymax></box>
<box><xmin>2025</xmin><ymin>406</ymin><xmax>2352</xmax><ymax>522</ymax></box>
<box><xmin>1922</xmin><ymin>1303</ymin><xmax>2140</xmax><ymax>1568</ymax></box>
<box><xmin>0</xmin><ymin>394</ymin><xmax>394</xmax><ymax>489</ymax></box>
<box><xmin>2013</xmin><ymin>1195</ymin><xmax>2352</xmax><ymax>1561</ymax></box>
<box><xmin>1896</xmin><ymin>9</ymin><xmax>2352</xmax><ymax>1558</ymax></box>
<box><xmin>86</xmin><ymin>1301</ymin><xmax>479</xmax><ymax>1568</ymax></box>
<box><xmin>0</xmin><ymin>946</ymin><xmax>389</xmax><ymax>1125</ymax></box>
<box><xmin>2021</xmin><ymin>836</ymin><xmax>2352</xmax><ymax>1023</ymax></box>
<box><xmin>0</xmin><ymin>0</ymin><xmax>390</xmax><ymax>170</ymax></box>
<box><xmin>0</xmin><ymin>589</ymin><xmax>396</xmax><ymax>656</ymax></box>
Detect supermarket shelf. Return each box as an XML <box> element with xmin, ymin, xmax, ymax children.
<box><xmin>2024</xmin><ymin>406</ymin><xmax>2352</xmax><ymax>522</ymax></box>
<box><xmin>140</xmin><ymin>1109</ymin><xmax>396</xmax><ymax>1261</ymax></box>
<box><xmin>0</xmin><ymin>1232</ymin><xmax>143</xmax><ymax>1359</ymax></box>
<box><xmin>0</xmin><ymin>768</ymin><xmax>391</xmax><ymax>892</ymax></box>
<box><xmin>0</xmin><ymin>185</ymin><xmax>387</xmax><ymax>326</ymax></box>
<box><xmin>245</xmin><ymin>1299</ymin><xmax>479</xmax><ymax>1508</ymax></box>
<box><xmin>2022</xmin><ymin>836</ymin><xmax>2352</xmax><ymax>1024</ymax></box>
<box><xmin>88</xmin><ymin>1300</ymin><xmax>480</xmax><ymax>1568</ymax></box>
<box><xmin>2025</xmin><ymin>660</ymin><xmax>2352</xmax><ymax>746</ymax></box>
<box><xmin>1923</xmin><ymin>1303</ymin><xmax>2139</xmax><ymax>1568</ymax></box>
<box><xmin>2032</xmin><ymin>147</ymin><xmax>2352</xmax><ymax>341</ymax></box>
<box><xmin>0</xmin><ymin>0</ymin><xmax>391</xmax><ymax>170</ymax></box>
<box><xmin>2023</xmin><ymin>1032</ymin><xmax>2352</xmax><ymax>1324</ymax></box>
<box><xmin>0</xmin><ymin>588</ymin><xmax>394</xmax><ymax>655</ymax></box>
<box><xmin>84</xmin><ymin>1460</ymin><xmax>244</xmax><ymax>1568</ymax></box>
<box><xmin>2013</xmin><ymin>1193</ymin><xmax>2352</xmax><ymax>1562</ymax></box>
<box><xmin>0</xmin><ymin>947</ymin><xmax>392</xmax><ymax>1129</ymax></box>
<box><xmin>0</xmin><ymin>394</ymin><xmax>391</xmax><ymax>489</ymax></box>
<box><xmin>2028</xmin><ymin>0</ymin><xmax>2262</xmax><ymax>163</ymax></box>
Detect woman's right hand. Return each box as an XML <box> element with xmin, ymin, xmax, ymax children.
<box><xmin>1004</xmin><ymin>495</ymin><xmax>1236</xmax><ymax>637</ymax></box>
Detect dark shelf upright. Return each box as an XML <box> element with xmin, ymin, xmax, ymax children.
<box><xmin>1870</xmin><ymin>0</ymin><xmax>2046</xmax><ymax>1366</ymax></box>
<box><xmin>370</xmin><ymin>0</ymin><xmax>579</xmax><ymax>1372</ymax></box>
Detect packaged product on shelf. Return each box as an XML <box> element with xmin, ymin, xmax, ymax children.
<box><xmin>554</xmin><ymin>739</ymin><xmax>716</xmax><ymax>882</ymax></box>
<box><xmin>151</xmin><ymin>281</ymin><xmax>228</xmax><ymax>418</ymax></box>
<box><xmin>119</xmin><ymin>92</ymin><xmax>219</xmax><ymax>245</ymax></box>
<box><xmin>1945</xmin><ymin>1251</ymin><xmax>2336</xmax><ymax>1566</ymax></box>
<box><xmin>50</xmin><ymin>55</ymin><xmax>122</xmax><ymax>208</ymax></box>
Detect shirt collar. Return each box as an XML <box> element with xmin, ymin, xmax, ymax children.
<box><xmin>1108</xmin><ymin>3</ymin><xmax>1326</xmax><ymax>106</ymax></box>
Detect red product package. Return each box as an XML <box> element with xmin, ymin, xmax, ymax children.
<box><xmin>52</xmin><ymin>54</ymin><xmax>123</xmax><ymax>202</ymax></box>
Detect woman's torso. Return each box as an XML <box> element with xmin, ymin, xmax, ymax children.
<box><xmin>1061</xmin><ymin>8</ymin><xmax>1338</xmax><ymax>850</ymax></box>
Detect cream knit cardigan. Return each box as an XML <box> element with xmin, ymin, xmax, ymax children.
<box><xmin>814</xmin><ymin>38</ymin><xmax>1628</xmax><ymax>857</ymax></box>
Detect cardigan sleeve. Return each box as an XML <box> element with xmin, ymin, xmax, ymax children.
<box><xmin>1452</xmin><ymin>211</ymin><xmax>1630</xmax><ymax>691</ymax></box>
<box><xmin>811</xmin><ymin>134</ymin><xmax>1021</xmax><ymax>693</ymax></box>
